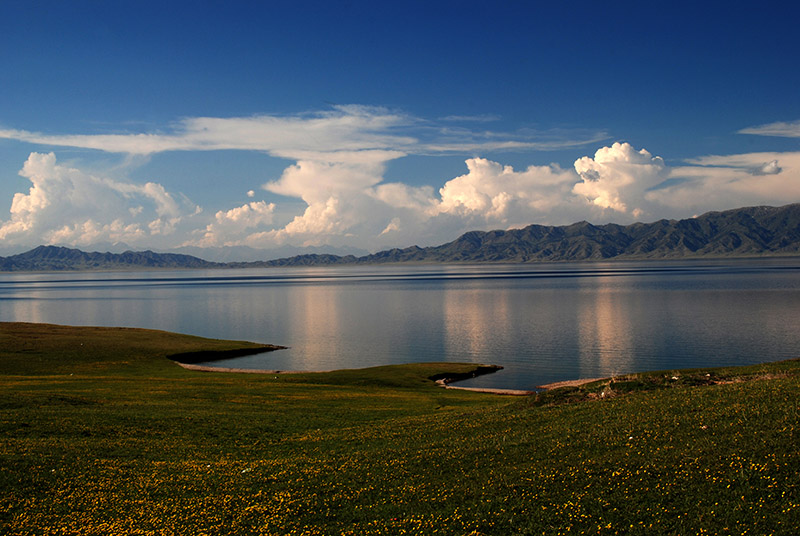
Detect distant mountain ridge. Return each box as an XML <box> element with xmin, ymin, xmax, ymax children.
<box><xmin>2</xmin><ymin>204</ymin><xmax>799</xmax><ymax>271</ymax></box>
<box><xmin>234</xmin><ymin>203</ymin><xmax>800</xmax><ymax>265</ymax></box>
<box><xmin>0</xmin><ymin>246</ymin><xmax>222</xmax><ymax>272</ymax></box>
<box><xmin>170</xmin><ymin>244</ymin><xmax>370</xmax><ymax>262</ymax></box>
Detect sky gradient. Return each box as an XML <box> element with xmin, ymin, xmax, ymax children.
<box><xmin>1</xmin><ymin>1</ymin><xmax>799</xmax><ymax>257</ymax></box>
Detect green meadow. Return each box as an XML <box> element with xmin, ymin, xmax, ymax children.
<box><xmin>1</xmin><ymin>322</ymin><xmax>798</xmax><ymax>535</ymax></box>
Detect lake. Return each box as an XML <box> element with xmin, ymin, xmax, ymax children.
<box><xmin>1</xmin><ymin>258</ymin><xmax>799</xmax><ymax>390</ymax></box>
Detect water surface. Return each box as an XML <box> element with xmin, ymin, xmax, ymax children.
<box><xmin>1</xmin><ymin>259</ymin><xmax>798</xmax><ymax>389</ymax></box>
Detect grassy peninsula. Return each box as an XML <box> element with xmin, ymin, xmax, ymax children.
<box><xmin>1</xmin><ymin>323</ymin><xmax>798</xmax><ymax>535</ymax></box>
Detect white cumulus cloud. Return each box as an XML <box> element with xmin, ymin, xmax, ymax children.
<box><xmin>246</xmin><ymin>153</ymin><xmax>591</xmax><ymax>248</ymax></box>
<box><xmin>257</xmin><ymin>156</ymin><xmax>397</xmax><ymax>245</ymax></box>
<box><xmin>437</xmin><ymin>157</ymin><xmax>581</xmax><ymax>224</ymax></box>
<box><xmin>215</xmin><ymin>201</ymin><xmax>275</xmax><ymax>225</ymax></box>
<box><xmin>0</xmin><ymin>152</ymin><xmax>198</xmax><ymax>247</ymax></box>
<box><xmin>190</xmin><ymin>200</ymin><xmax>276</xmax><ymax>247</ymax></box>
<box><xmin>573</xmin><ymin>142</ymin><xmax>668</xmax><ymax>218</ymax></box>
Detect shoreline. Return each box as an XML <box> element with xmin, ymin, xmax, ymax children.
<box><xmin>177</xmin><ymin>361</ymin><xmax>539</xmax><ymax>395</ymax></box>
<box><xmin>168</xmin><ymin>345</ymin><xmax>287</xmax><ymax>365</ymax></box>
<box><xmin>175</xmin><ymin>362</ymin><xmax>321</xmax><ymax>374</ymax></box>
<box><xmin>177</xmin><ymin>361</ymin><xmax>602</xmax><ymax>395</ymax></box>
<box><xmin>434</xmin><ymin>379</ymin><xmax>536</xmax><ymax>396</ymax></box>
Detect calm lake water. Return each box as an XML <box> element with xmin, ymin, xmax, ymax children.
<box><xmin>1</xmin><ymin>259</ymin><xmax>799</xmax><ymax>390</ymax></box>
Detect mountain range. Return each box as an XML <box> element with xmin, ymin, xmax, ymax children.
<box><xmin>2</xmin><ymin>204</ymin><xmax>799</xmax><ymax>271</ymax></box>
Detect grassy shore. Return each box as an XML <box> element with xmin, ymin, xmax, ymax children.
<box><xmin>1</xmin><ymin>322</ymin><xmax>798</xmax><ymax>535</ymax></box>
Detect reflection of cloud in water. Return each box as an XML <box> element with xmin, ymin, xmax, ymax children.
<box><xmin>577</xmin><ymin>281</ymin><xmax>634</xmax><ymax>379</ymax></box>
<box><xmin>3</xmin><ymin>281</ymin><xmax>183</xmax><ymax>332</ymax></box>
<box><xmin>443</xmin><ymin>287</ymin><xmax>511</xmax><ymax>361</ymax></box>
<box><xmin>285</xmin><ymin>285</ymin><xmax>342</xmax><ymax>370</ymax></box>
<box><xmin>11</xmin><ymin>292</ymin><xmax>45</xmax><ymax>324</ymax></box>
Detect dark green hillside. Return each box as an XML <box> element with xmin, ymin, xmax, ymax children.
<box><xmin>0</xmin><ymin>245</ymin><xmax>221</xmax><ymax>271</ymax></box>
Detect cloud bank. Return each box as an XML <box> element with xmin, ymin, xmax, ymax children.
<box><xmin>1</xmin><ymin>108</ymin><xmax>799</xmax><ymax>253</ymax></box>
<box><xmin>0</xmin><ymin>153</ymin><xmax>199</xmax><ymax>248</ymax></box>
<box><xmin>649</xmin><ymin>152</ymin><xmax>800</xmax><ymax>212</ymax></box>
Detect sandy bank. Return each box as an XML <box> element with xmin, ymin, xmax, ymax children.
<box><xmin>536</xmin><ymin>377</ymin><xmax>607</xmax><ymax>390</ymax></box>
<box><xmin>440</xmin><ymin>376</ymin><xmax>609</xmax><ymax>395</ymax></box>
<box><xmin>430</xmin><ymin>365</ymin><xmax>537</xmax><ymax>395</ymax></box>
<box><xmin>434</xmin><ymin>379</ymin><xmax>536</xmax><ymax>396</ymax></box>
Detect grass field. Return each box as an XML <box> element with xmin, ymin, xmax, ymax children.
<box><xmin>1</xmin><ymin>322</ymin><xmax>798</xmax><ymax>535</ymax></box>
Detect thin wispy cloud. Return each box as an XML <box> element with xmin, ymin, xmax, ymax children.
<box><xmin>739</xmin><ymin>120</ymin><xmax>800</xmax><ymax>138</ymax></box>
<box><xmin>439</xmin><ymin>114</ymin><xmax>502</xmax><ymax>123</ymax></box>
<box><xmin>420</xmin><ymin>135</ymin><xmax>611</xmax><ymax>155</ymax></box>
<box><xmin>0</xmin><ymin>106</ymin><xmax>415</xmax><ymax>157</ymax></box>
<box><xmin>414</xmin><ymin>124</ymin><xmax>610</xmax><ymax>155</ymax></box>
<box><xmin>0</xmin><ymin>106</ymin><xmax>608</xmax><ymax>160</ymax></box>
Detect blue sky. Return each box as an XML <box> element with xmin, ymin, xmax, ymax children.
<box><xmin>1</xmin><ymin>1</ymin><xmax>799</xmax><ymax>256</ymax></box>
